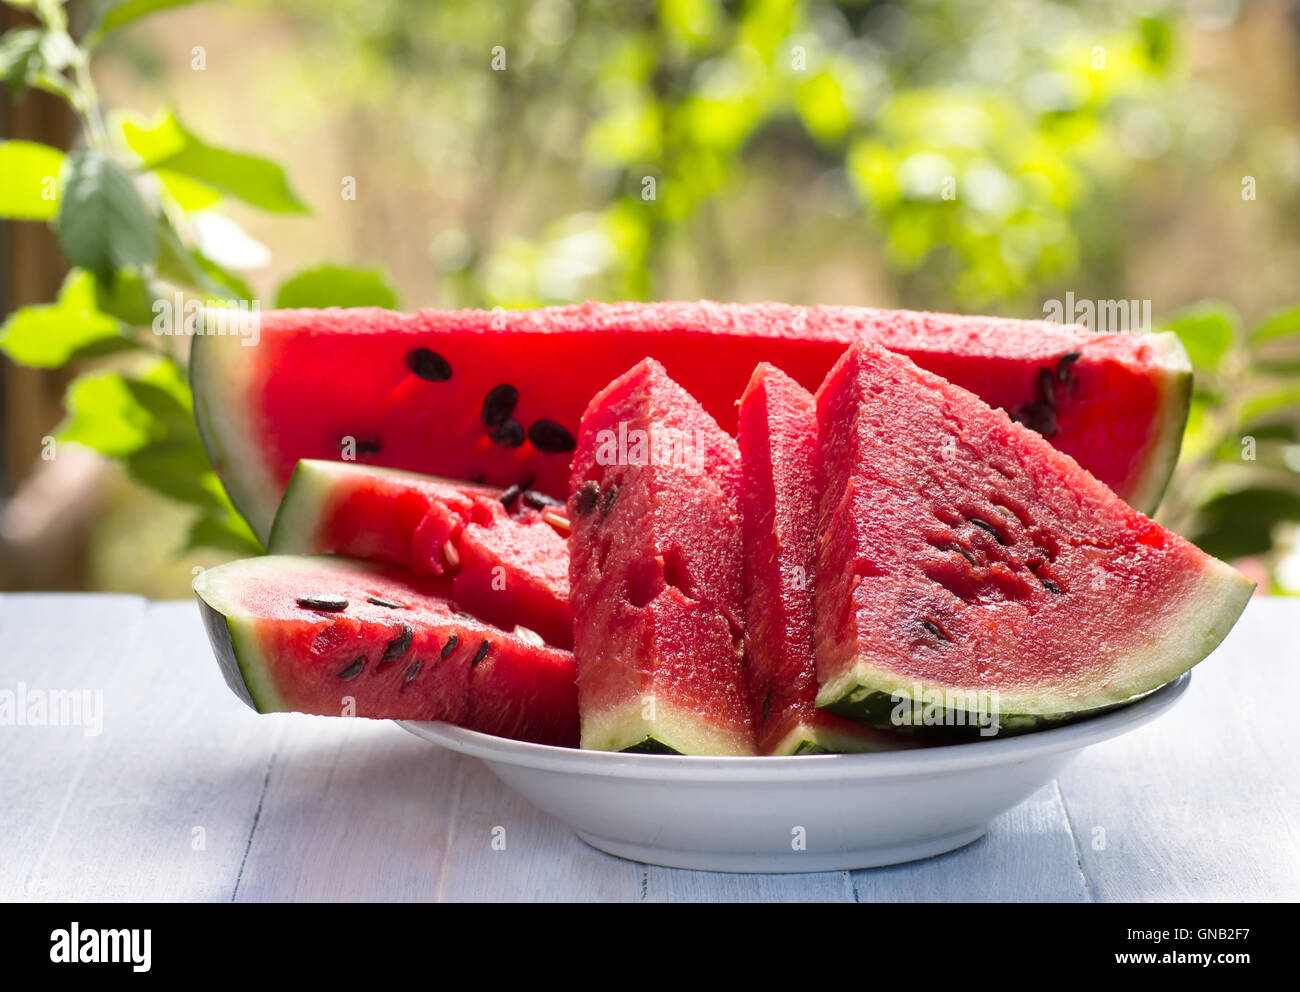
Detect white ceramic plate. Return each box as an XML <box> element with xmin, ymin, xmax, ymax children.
<box><xmin>398</xmin><ymin>673</ymin><xmax>1190</xmax><ymax>873</ymax></box>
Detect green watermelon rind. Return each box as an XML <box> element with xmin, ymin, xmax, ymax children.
<box><xmin>582</xmin><ymin>698</ymin><xmax>757</xmax><ymax>757</ymax></box>
<box><xmin>194</xmin><ymin>579</ymin><xmax>289</xmax><ymax>715</ymax></box>
<box><xmin>815</xmin><ymin>557</ymin><xmax>1253</xmax><ymax>737</ymax></box>
<box><xmin>1123</xmin><ymin>333</ymin><xmax>1192</xmax><ymax>515</ymax></box>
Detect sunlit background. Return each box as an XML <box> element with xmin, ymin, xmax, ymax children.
<box><xmin>2</xmin><ymin>0</ymin><xmax>1299</xmax><ymax>596</ymax></box>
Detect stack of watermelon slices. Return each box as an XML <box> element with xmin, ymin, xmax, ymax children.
<box><xmin>192</xmin><ymin>302</ymin><xmax>1252</xmax><ymax>753</ymax></box>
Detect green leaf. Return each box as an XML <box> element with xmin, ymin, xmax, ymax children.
<box><xmin>1160</xmin><ymin>305</ymin><xmax>1237</xmax><ymax>371</ymax></box>
<box><xmin>0</xmin><ymin>270</ymin><xmax>132</xmax><ymax>367</ymax></box>
<box><xmin>274</xmin><ymin>264</ymin><xmax>399</xmax><ymax>309</ymax></box>
<box><xmin>1251</xmin><ymin>306</ymin><xmax>1300</xmax><ymax>344</ymax></box>
<box><xmin>1239</xmin><ymin>384</ymin><xmax>1300</xmax><ymax>428</ymax></box>
<box><xmin>94</xmin><ymin>269</ymin><xmax>159</xmax><ymax>326</ymax></box>
<box><xmin>57</xmin><ymin>370</ymin><xmax>156</xmax><ymax>457</ymax></box>
<box><xmin>183</xmin><ymin>508</ymin><xmax>262</xmax><ymax>556</ymax></box>
<box><xmin>1192</xmin><ymin>488</ymin><xmax>1300</xmax><ymax>562</ymax></box>
<box><xmin>125</xmin><ymin>439</ymin><xmax>222</xmax><ymax>509</ymax></box>
<box><xmin>89</xmin><ymin>0</ymin><xmax>202</xmax><ymax>47</ymax></box>
<box><xmin>0</xmin><ymin>26</ymin><xmax>75</xmax><ymax>94</ymax></box>
<box><xmin>0</xmin><ymin>139</ymin><xmax>63</xmax><ymax>219</ymax></box>
<box><xmin>55</xmin><ymin>148</ymin><xmax>158</xmax><ymax>286</ymax></box>
<box><xmin>155</xmin><ymin>212</ymin><xmax>253</xmax><ymax>301</ymax></box>
<box><xmin>126</xmin><ymin>111</ymin><xmax>309</xmax><ymax>214</ymax></box>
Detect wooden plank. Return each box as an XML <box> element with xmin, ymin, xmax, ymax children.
<box><xmin>847</xmin><ymin>783</ymin><xmax>1091</xmax><ymax>902</ymax></box>
<box><xmin>3</xmin><ymin>600</ymin><xmax>280</xmax><ymax>901</ymax></box>
<box><xmin>1057</xmin><ymin>598</ymin><xmax>1300</xmax><ymax>902</ymax></box>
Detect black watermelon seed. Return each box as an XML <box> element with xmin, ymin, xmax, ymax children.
<box><xmin>500</xmin><ymin>483</ymin><xmax>525</xmax><ymax>507</ymax></box>
<box><xmin>1037</xmin><ymin>367</ymin><xmax>1056</xmax><ymax>407</ymax></box>
<box><xmin>489</xmin><ymin>418</ymin><xmax>526</xmax><ymax>448</ymax></box>
<box><xmin>482</xmin><ymin>384</ymin><xmax>519</xmax><ymax>428</ymax></box>
<box><xmin>366</xmin><ymin>595</ymin><xmax>404</xmax><ymax>609</ymax></box>
<box><xmin>381</xmin><ymin>622</ymin><xmax>413</xmax><ymax>662</ymax></box>
<box><xmin>406</xmin><ymin>348</ymin><xmax>452</xmax><ymax>382</ymax></box>
<box><xmin>338</xmin><ymin>656</ymin><xmax>365</xmax><ymax>680</ymax></box>
<box><xmin>920</xmin><ymin>619</ymin><xmax>949</xmax><ymax>642</ymax></box>
<box><xmin>574</xmin><ymin>481</ymin><xmax>601</xmax><ymax>515</ymax></box>
<box><xmin>403</xmin><ymin>658</ymin><xmax>422</xmax><ymax>683</ymax></box>
<box><xmin>968</xmin><ymin>517</ymin><xmax>1007</xmax><ymax>545</ymax></box>
<box><xmin>601</xmin><ymin>484</ymin><xmax>619</xmax><ymax>519</ymax></box>
<box><xmin>1039</xmin><ymin>577</ymin><xmax>1062</xmax><ymax>594</ymax></box>
<box><xmin>297</xmin><ymin>594</ymin><xmax>348</xmax><ymax>612</ymax></box>
<box><xmin>440</xmin><ymin>635</ymin><xmax>460</xmax><ymax>659</ymax></box>
<box><xmin>761</xmin><ymin>690</ymin><xmax>772</xmax><ymax>722</ymax></box>
<box><xmin>1013</xmin><ymin>401</ymin><xmax>1057</xmax><ymax>438</ymax></box>
<box><xmin>523</xmin><ymin>489</ymin><xmax>563</xmax><ymax>510</ymax></box>
<box><xmin>1056</xmin><ymin>351</ymin><xmax>1081</xmax><ymax>383</ymax></box>
<box><xmin>355</xmin><ymin>439</ymin><xmax>383</xmax><ymax>455</ymax></box>
<box><xmin>947</xmin><ymin>544</ymin><xmax>977</xmax><ymax>566</ymax></box>
<box><xmin>471</xmin><ymin>639</ymin><xmax>490</xmax><ymax>667</ymax></box>
<box><xmin>527</xmin><ymin>419</ymin><xmax>576</xmax><ymax>453</ymax></box>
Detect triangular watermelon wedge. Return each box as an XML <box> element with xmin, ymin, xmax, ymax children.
<box><xmin>814</xmin><ymin>341</ymin><xmax>1252</xmax><ymax>735</ymax></box>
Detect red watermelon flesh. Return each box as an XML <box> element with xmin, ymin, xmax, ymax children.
<box><xmin>266</xmin><ymin>460</ymin><xmax>572</xmax><ymax>649</ymax></box>
<box><xmin>738</xmin><ymin>363</ymin><xmax>909</xmax><ymax>755</ymax></box>
<box><xmin>192</xmin><ymin>301</ymin><xmax>1191</xmax><ymax>540</ymax></box>
<box><xmin>813</xmin><ymin>341</ymin><xmax>1253</xmax><ymax>733</ymax></box>
<box><xmin>193</xmin><ymin>554</ymin><xmax>579</xmax><ymax>747</ymax></box>
<box><xmin>567</xmin><ymin>358</ymin><xmax>756</xmax><ymax>755</ymax></box>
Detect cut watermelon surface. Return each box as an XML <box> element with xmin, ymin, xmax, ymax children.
<box><xmin>737</xmin><ymin>364</ymin><xmax>908</xmax><ymax>756</ymax></box>
<box><xmin>194</xmin><ymin>555</ymin><xmax>579</xmax><ymax>746</ymax></box>
<box><xmin>267</xmin><ymin>459</ymin><xmax>572</xmax><ymax>648</ymax></box>
<box><xmin>192</xmin><ymin>301</ymin><xmax>1191</xmax><ymax>540</ymax></box>
<box><xmin>813</xmin><ymin>341</ymin><xmax>1253</xmax><ymax>734</ymax></box>
<box><xmin>567</xmin><ymin>359</ymin><xmax>756</xmax><ymax>756</ymax></box>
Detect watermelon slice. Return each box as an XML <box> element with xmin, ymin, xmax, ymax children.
<box><xmin>738</xmin><ymin>363</ymin><xmax>909</xmax><ymax>755</ymax></box>
<box><xmin>194</xmin><ymin>554</ymin><xmax>579</xmax><ymax>747</ymax></box>
<box><xmin>567</xmin><ymin>358</ymin><xmax>756</xmax><ymax>756</ymax></box>
<box><xmin>266</xmin><ymin>459</ymin><xmax>572</xmax><ymax>648</ymax></box>
<box><xmin>813</xmin><ymin>341</ymin><xmax>1253</xmax><ymax>735</ymax></box>
<box><xmin>192</xmin><ymin>302</ymin><xmax>1190</xmax><ymax>539</ymax></box>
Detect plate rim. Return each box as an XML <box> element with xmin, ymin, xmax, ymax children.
<box><xmin>396</xmin><ymin>671</ymin><xmax>1190</xmax><ymax>781</ymax></box>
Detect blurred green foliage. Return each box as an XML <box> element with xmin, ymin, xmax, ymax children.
<box><xmin>1</xmin><ymin>0</ymin><xmax>1298</xmax><ymax>586</ymax></box>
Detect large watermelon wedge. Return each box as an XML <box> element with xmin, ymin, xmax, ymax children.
<box><xmin>813</xmin><ymin>340</ymin><xmax>1252</xmax><ymax>736</ymax></box>
<box><xmin>567</xmin><ymin>358</ymin><xmax>756</xmax><ymax>756</ymax></box>
<box><xmin>192</xmin><ymin>302</ymin><xmax>1191</xmax><ymax>539</ymax></box>
<box><xmin>194</xmin><ymin>554</ymin><xmax>579</xmax><ymax>747</ymax></box>
<box><xmin>266</xmin><ymin>459</ymin><xmax>572</xmax><ymax>648</ymax></box>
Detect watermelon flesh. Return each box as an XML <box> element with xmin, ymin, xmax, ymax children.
<box><xmin>738</xmin><ymin>364</ymin><xmax>911</xmax><ymax>755</ymax></box>
<box><xmin>567</xmin><ymin>358</ymin><xmax>756</xmax><ymax>756</ymax></box>
<box><xmin>814</xmin><ymin>341</ymin><xmax>1253</xmax><ymax>733</ymax></box>
<box><xmin>194</xmin><ymin>555</ymin><xmax>579</xmax><ymax>747</ymax></box>
<box><xmin>266</xmin><ymin>459</ymin><xmax>572</xmax><ymax>649</ymax></box>
<box><xmin>192</xmin><ymin>302</ymin><xmax>1191</xmax><ymax>540</ymax></box>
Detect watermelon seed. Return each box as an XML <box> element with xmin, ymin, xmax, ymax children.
<box><xmin>1056</xmin><ymin>351</ymin><xmax>1081</xmax><ymax>383</ymax></box>
<box><xmin>968</xmin><ymin>517</ymin><xmax>1007</xmax><ymax>545</ymax></box>
<box><xmin>471</xmin><ymin>639</ymin><xmax>490</xmax><ymax>666</ymax></box>
<box><xmin>403</xmin><ymin>658</ymin><xmax>422</xmax><ymax>683</ymax></box>
<box><xmin>527</xmin><ymin>419</ymin><xmax>576</xmax><ymax>453</ymax></box>
<box><xmin>440</xmin><ymin>635</ymin><xmax>460</xmax><ymax>659</ymax></box>
<box><xmin>489</xmin><ymin>418</ymin><xmax>526</xmax><ymax>448</ymax></box>
<box><xmin>1012</xmin><ymin>401</ymin><xmax>1057</xmax><ymax>437</ymax></box>
<box><xmin>382</xmin><ymin>622</ymin><xmax>413</xmax><ymax>662</ymax></box>
<box><xmin>355</xmin><ymin>439</ymin><xmax>383</xmax><ymax>454</ymax></box>
<box><xmin>574</xmin><ymin>481</ymin><xmax>601</xmax><ymax>515</ymax></box>
<box><xmin>1039</xmin><ymin>577</ymin><xmax>1063</xmax><ymax>595</ymax></box>
<box><xmin>920</xmin><ymin>619</ymin><xmax>949</xmax><ymax>642</ymax></box>
<box><xmin>523</xmin><ymin>489</ymin><xmax>563</xmax><ymax>510</ymax></box>
<box><xmin>366</xmin><ymin>595</ymin><xmax>404</xmax><ymax>609</ymax></box>
<box><xmin>1037</xmin><ymin>367</ymin><xmax>1056</xmax><ymax>407</ymax></box>
<box><xmin>541</xmin><ymin>509</ymin><xmax>571</xmax><ymax>534</ymax></box>
<box><xmin>512</xmin><ymin>625</ymin><xmax>545</xmax><ymax>648</ymax></box>
<box><xmin>406</xmin><ymin>348</ymin><xmax>452</xmax><ymax>382</ymax></box>
<box><xmin>946</xmin><ymin>544</ymin><xmax>977</xmax><ymax>566</ymax></box>
<box><xmin>601</xmin><ymin>484</ymin><xmax>619</xmax><ymax>519</ymax></box>
<box><xmin>442</xmin><ymin>540</ymin><xmax>461</xmax><ymax>569</ymax></box>
<box><xmin>338</xmin><ymin>656</ymin><xmax>365</xmax><ymax>680</ymax></box>
<box><xmin>482</xmin><ymin>384</ymin><xmax>519</xmax><ymax>427</ymax></box>
<box><xmin>296</xmin><ymin>594</ymin><xmax>348</xmax><ymax>612</ymax></box>
<box><xmin>761</xmin><ymin>691</ymin><xmax>772</xmax><ymax>722</ymax></box>
<box><xmin>500</xmin><ymin>482</ymin><xmax>525</xmax><ymax>507</ymax></box>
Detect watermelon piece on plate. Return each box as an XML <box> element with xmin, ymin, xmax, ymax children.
<box><xmin>194</xmin><ymin>555</ymin><xmax>579</xmax><ymax>747</ymax></box>
<box><xmin>267</xmin><ymin>459</ymin><xmax>572</xmax><ymax>648</ymax></box>
<box><xmin>738</xmin><ymin>363</ymin><xmax>909</xmax><ymax>755</ymax></box>
<box><xmin>567</xmin><ymin>358</ymin><xmax>756</xmax><ymax>756</ymax></box>
<box><xmin>192</xmin><ymin>301</ymin><xmax>1190</xmax><ymax>539</ymax></box>
<box><xmin>813</xmin><ymin>340</ymin><xmax>1253</xmax><ymax>735</ymax></box>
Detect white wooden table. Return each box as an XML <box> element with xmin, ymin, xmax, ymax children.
<box><xmin>2</xmin><ymin>593</ymin><xmax>1297</xmax><ymax>902</ymax></box>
